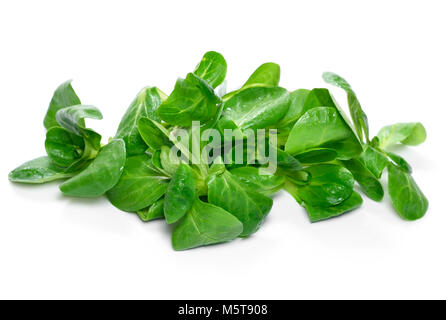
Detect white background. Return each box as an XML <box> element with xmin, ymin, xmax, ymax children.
<box><xmin>0</xmin><ymin>0</ymin><xmax>445</xmax><ymax>299</ymax></box>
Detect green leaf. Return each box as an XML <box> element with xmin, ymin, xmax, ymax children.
<box><xmin>285</xmin><ymin>106</ymin><xmax>362</xmax><ymax>160</ymax></box>
<box><xmin>222</xmin><ymin>62</ymin><xmax>280</xmax><ymax>101</ymax></box>
<box><xmin>137</xmin><ymin>117</ymin><xmax>169</xmax><ymax>151</ymax></box>
<box><xmin>157</xmin><ymin>73</ymin><xmax>221</xmax><ymax>127</ymax></box>
<box><xmin>106</xmin><ymin>154</ymin><xmax>169</xmax><ymax>212</ymax></box>
<box><xmin>294</xmin><ymin>164</ymin><xmax>355</xmax><ymax>207</ymax></box>
<box><xmin>164</xmin><ymin>164</ymin><xmax>196</xmax><ymax>224</ymax></box>
<box><xmin>359</xmin><ymin>144</ymin><xmax>389</xmax><ymax>178</ymax></box>
<box><xmin>43</xmin><ymin>80</ymin><xmax>81</xmax><ymax>130</ymax></box>
<box><xmin>387</xmin><ymin>163</ymin><xmax>428</xmax><ymax>220</ymax></box>
<box><xmin>341</xmin><ymin>159</ymin><xmax>384</xmax><ymax>201</ymax></box>
<box><xmin>115</xmin><ymin>87</ymin><xmax>163</xmax><ymax>156</ymax></box>
<box><xmin>137</xmin><ymin>198</ymin><xmax>165</xmax><ymax>222</ymax></box>
<box><xmin>229</xmin><ymin>166</ymin><xmax>285</xmax><ymax>196</ymax></box>
<box><xmin>243</xmin><ymin>62</ymin><xmax>280</xmax><ymax>87</ymax></box>
<box><xmin>59</xmin><ymin>139</ymin><xmax>126</xmax><ymax>197</ymax></box>
<box><xmin>208</xmin><ymin>169</ymin><xmax>273</xmax><ymax>237</ymax></box>
<box><xmin>193</xmin><ymin>51</ymin><xmax>227</xmax><ymax>89</ymax></box>
<box><xmin>172</xmin><ymin>198</ymin><xmax>243</xmax><ymax>251</ymax></box>
<box><xmin>56</xmin><ymin>104</ymin><xmax>102</xmax><ymax>150</ymax></box>
<box><xmin>385</xmin><ymin>151</ymin><xmax>412</xmax><ymax>173</ymax></box>
<box><xmin>295</xmin><ymin>148</ymin><xmax>338</xmax><ymax>164</ymax></box>
<box><xmin>323</xmin><ymin>72</ymin><xmax>369</xmax><ymax>142</ymax></box>
<box><xmin>277</xmin><ymin>89</ymin><xmax>310</xmax><ymax>128</ymax></box>
<box><xmin>222</xmin><ymin>86</ymin><xmax>290</xmax><ymax>130</ymax></box>
<box><xmin>304</xmin><ymin>191</ymin><xmax>363</xmax><ymax>222</ymax></box>
<box><xmin>377</xmin><ymin>122</ymin><xmax>427</xmax><ymax>150</ymax></box>
<box><xmin>9</xmin><ymin>156</ymin><xmax>74</xmax><ymax>184</ymax></box>
<box><xmin>45</xmin><ymin>127</ymin><xmax>85</xmax><ymax>168</ymax></box>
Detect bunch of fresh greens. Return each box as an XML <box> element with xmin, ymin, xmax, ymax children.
<box><xmin>9</xmin><ymin>51</ymin><xmax>428</xmax><ymax>250</ymax></box>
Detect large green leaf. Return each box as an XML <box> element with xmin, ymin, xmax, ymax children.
<box><xmin>164</xmin><ymin>164</ymin><xmax>196</xmax><ymax>224</ymax></box>
<box><xmin>43</xmin><ymin>80</ymin><xmax>81</xmax><ymax>130</ymax></box>
<box><xmin>157</xmin><ymin>73</ymin><xmax>221</xmax><ymax>126</ymax></box>
<box><xmin>387</xmin><ymin>163</ymin><xmax>428</xmax><ymax>221</ymax></box>
<box><xmin>222</xmin><ymin>86</ymin><xmax>290</xmax><ymax>130</ymax></box>
<box><xmin>207</xmin><ymin>169</ymin><xmax>273</xmax><ymax>237</ymax></box>
<box><xmin>137</xmin><ymin>117</ymin><xmax>169</xmax><ymax>152</ymax></box>
<box><xmin>377</xmin><ymin>122</ymin><xmax>427</xmax><ymax>150</ymax></box>
<box><xmin>8</xmin><ymin>156</ymin><xmax>75</xmax><ymax>184</ymax></box>
<box><xmin>106</xmin><ymin>154</ymin><xmax>169</xmax><ymax>212</ymax></box>
<box><xmin>172</xmin><ymin>198</ymin><xmax>243</xmax><ymax>251</ymax></box>
<box><xmin>285</xmin><ymin>106</ymin><xmax>362</xmax><ymax>159</ymax></box>
<box><xmin>115</xmin><ymin>87</ymin><xmax>163</xmax><ymax>156</ymax></box>
<box><xmin>193</xmin><ymin>51</ymin><xmax>227</xmax><ymax>89</ymax></box>
<box><xmin>59</xmin><ymin>139</ymin><xmax>126</xmax><ymax>197</ymax></box>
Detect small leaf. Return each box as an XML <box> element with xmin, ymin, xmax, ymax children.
<box><xmin>164</xmin><ymin>164</ymin><xmax>196</xmax><ymax>224</ymax></box>
<box><xmin>56</xmin><ymin>104</ymin><xmax>103</xmax><ymax>150</ymax></box>
<box><xmin>285</xmin><ymin>106</ymin><xmax>362</xmax><ymax>160</ymax></box>
<box><xmin>294</xmin><ymin>164</ymin><xmax>355</xmax><ymax>207</ymax></box>
<box><xmin>341</xmin><ymin>159</ymin><xmax>384</xmax><ymax>201</ymax></box>
<box><xmin>137</xmin><ymin>198</ymin><xmax>165</xmax><ymax>222</ymax></box>
<box><xmin>385</xmin><ymin>151</ymin><xmax>412</xmax><ymax>173</ymax></box>
<box><xmin>305</xmin><ymin>191</ymin><xmax>363</xmax><ymax>222</ymax></box>
<box><xmin>359</xmin><ymin>144</ymin><xmax>389</xmax><ymax>178</ymax></box>
<box><xmin>193</xmin><ymin>51</ymin><xmax>227</xmax><ymax>88</ymax></box>
<box><xmin>115</xmin><ymin>87</ymin><xmax>163</xmax><ymax>156</ymax></box>
<box><xmin>377</xmin><ymin>122</ymin><xmax>427</xmax><ymax>150</ymax></box>
<box><xmin>106</xmin><ymin>154</ymin><xmax>169</xmax><ymax>212</ymax></box>
<box><xmin>222</xmin><ymin>62</ymin><xmax>280</xmax><ymax>101</ymax></box>
<box><xmin>59</xmin><ymin>139</ymin><xmax>126</xmax><ymax>197</ymax></box>
<box><xmin>137</xmin><ymin>117</ymin><xmax>169</xmax><ymax>151</ymax></box>
<box><xmin>222</xmin><ymin>86</ymin><xmax>290</xmax><ymax>130</ymax></box>
<box><xmin>9</xmin><ymin>156</ymin><xmax>74</xmax><ymax>184</ymax></box>
<box><xmin>157</xmin><ymin>73</ymin><xmax>221</xmax><ymax>127</ymax></box>
<box><xmin>208</xmin><ymin>169</ymin><xmax>273</xmax><ymax>237</ymax></box>
<box><xmin>387</xmin><ymin>163</ymin><xmax>428</xmax><ymax>220</ymax></box>
<box><xmin>172</xmin><ymin>198</ymin><xmax>243</xmax><ymax>251</ymax></box>
<box><xmin>45</xmin><ymin>127</ymin><xmax>85</xmax><ymax>168</ymax></box>
<box><xmin>43</xmin><ymin>80</ymin><xmax>81</xmax><ymax>130</ymax></box>
<box><xmin>229</xmin><ymin>166</ymin><xmax>285</xmax><ymax>196</ymax></box>
<box><xmin>323</xmin><ymin>72</ymin><xmax>369</xmax><ymax>142</ymax></box>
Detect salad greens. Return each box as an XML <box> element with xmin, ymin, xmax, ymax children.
<box><xmin>9</xmin><ymin>52</ymin><xmax>429</xmax><ymax>250</ymax></box>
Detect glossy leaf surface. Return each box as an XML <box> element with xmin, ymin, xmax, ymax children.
<box><xmin>164</xmin><ymin>164</ymin><xmax>196</xmax><ymax>224</ymax></box>
<box><xmin>43</xmin><ymin>80</ymin><xmax>81</xmax><ymax>130</ymax></box>
<box><xmin>388</xmin><ymin>163</ymin><xmax>428</xmax><ymax>220</ymax></box>
<box><xmin>8</xmin><ymin>156</ymin><xmax>74</xmax><ymax>184</ymax></box>
<box><xmin>377</xmin><ymin>122</ymin><xmax>427</xmax><ymax>150</ymax></box>
<box><xmin>193</xmin><ymin>51</ymin><xmax>227</xmax><ymax>88</ymax></box>
<box><xmin>223</xmin><ymin>86</ymin><xmax>290</xmax><ymax>130</ymax></box>
<box><xmin>45</xmin><ymin>127</ymin><xmax>85</xmax><ymax>167</ymax></box>
<box><xmin>172</xmin><ymin>198</ymin><xmax>243</xmax><ymax>251</ymax></box>
<box><xmin>157</xmin><ymin>73</ymin><xmax>221</xmax><ymax>126</ymax></box>
<box><xmin>305</xmin><ymin>191</ymin><xmax>363</xmax><ymax>222</ymax></box>
<box><xmin>115</xmin><ymin>87</ymin><xmax>163</xmax><ymax>155</ymax></box>
<box><xmin>208</xmin><ymin>170</ymin><xmax>273</xmax><ymax>237</ymax></box>
<box><xmin>59</xmin><ymin>139</ymin><xmax>126</xmax><ymax>197</ymax></box>
<box><xmin>106</xmin><ymin>154</ymin><xmax>169</xmax><ymax>212</ymax></box>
